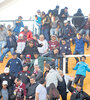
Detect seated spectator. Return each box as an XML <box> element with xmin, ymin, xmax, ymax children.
<box><xmin>16</xmin><ymin>33</ymin><xmax>26</xmax><ymax>58</ymax></box>
<box><xmin>68</xmin><ymin>78</ymin><xmax>90</xmax><ymax>100</ymax></box>
<box><xmin>48</xmin><ymin>83</ymin><xmax>60</xmax><ymax>100</ymax></box>
<box><xmin>38</xmin><ymin>35</ymin><xmax>48</xmax><ymax>55</ymax></box>
<box><xmin>0</xmin><ymin>67</ymin><xmax>15</xmax><ymax>99</ymax></box>
<box><xmin>41</xmin><ymin>11</ymin><xmax>50</xmax><ymax>41</ymax></box>
<box><xmin>14</xmin><ymin>78</ymin><xmax>26</xmax><ymax>100</ymax></box>
<box><xmin>46</xmin><ymin>65</ymin><xmax>62</xmax><ymax>88</ymax></box>
<box><xmin>32</xmin><ymin>65</ymin><xmax>43</xmax><ymax>83</ymax></box>
<box><xmin>43</xmin><ymin>64</ymin><xmax>50</xmax><ymax>78</ymax></box>
<box><xmin>21</xmin><ymin>40</ymin><xmax>39</xmax><ymax>59</ymax></box>
<box><xmin>31</xmin><ymin>52</ymin><xmax>54</xmax><ymax>71</ymax></box>
<box><xmin>50</xmin><ymin>15</ymin><xmax>60</xmax><ymax>36</ymax></box>
<box><xmin>35</xmin><ymin>78</ymin><xmax>47</xmax><ymax>100</ymax></box>
<box><xmin>0</xmin><ymin>81</ymin><xmax>9</xmax><ymax>100</ymax></box>
<box><xmin>71</xmin><ymin>33</ymin><xmax>89</xmax><ymax>63</ymax></box>
<box><xmin>5</xmin><ymin>52</ymin><xmax>22</xmax><ymax>77</ymax></box>
<box><xmin>27</xmin><ymin>76</ymin><xmax>38</xmax><ymax>100</ymax></box>
<box><xmin>17</xmin><ymin>64</ymin><xmax>31</xmax><ymax>89</ymax></box>
<box><xmin>49</xmin><ymin>35</ymin><xmax>59</xmax><ymax>51</ymax></box>
<box><xmin>57</xmin><ymin>70</ymin><xmax>72</xmax><ymax>100</ymax></box>
<box><xmin>59</xmin><ymin>38</ymin><xmax>71</xmax><ymax>73</ymax></box>
<box><xmin>13</xmin><ymin>16</ymin><xmax>24</xmax><ymax>38</ymax></box>
<box><xmin>20</xmin><ymin>26</ymin><xmax>33</xmax><ymax>41</ymax></box>
<box><xmin>0</xmin><ymin>29</ymin><xmax>17</xmax><ymax>63</ymax></box>
<box><xmin>73</xmin><ymin>56</ymin><xmax>90</xmax><ymax>87</ymax></box>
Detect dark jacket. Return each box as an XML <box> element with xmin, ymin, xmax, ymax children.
<box><xmin>22</xmin><ymin>46</ymin><xmax>39</xmax><ymax>59</ymax></box>
<box><xmin>17</xmin><ymin>71</ymin><xmax>31</xmax><ymax>87</ymax></box>
<box><xmin>6</xmin><ymin>58</ymin><xmax>22</xmax><ymax>77</ymax></box>
<box><xmin>72</xmin><ymin>9</ymin><xmax>85</xmax><ymax>28</ymax></box>
<box><xmin>4</xmin><ymin>34</ymin><xmax>17</xmax><ymax>50</ymax></box>
<box><xmin>68</xmin><ymin>81</ymin><xmax>90</xmax><ymax>100</ymax></box>
<box><xmin>27</xmin><ymin>83</ymin><xmax>38</xmax><ymax>99</ymax></box>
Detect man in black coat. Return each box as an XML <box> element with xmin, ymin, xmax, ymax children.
<box><xmin>68</xmin><ymin>78</ymin><xmax>90</xmax><ymax>100</ymax></box>
<box><xmin>27</xmin><ymin>76</ymin><xmax>38</xmax><ymax>100</ymax></box>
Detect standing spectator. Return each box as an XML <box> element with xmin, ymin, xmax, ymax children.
<box><xmin>0</xmin><ymin>25</ymin><xmax>7</xmax><ymax>57</ymax></box>
<box><xmin>20</xmin><ymin>26</ymin><xmax>33</xmax><ymax>41</ymax></box>
<box><xmin>21</xmin><ymin>40</ymin><xmax>39</xmax><ymax>59</ymax></box>
<box><xmin>71</xmin><ymin>33</ymin><xmax>89</xmax><ymax>63</ymax></box>
<box><xmin>27</xmin><ymin>76</ymin><xmax>38</xmax><ymax>100</ymax></box>
<box><xmin>0</xmin><ymin>67</ymin><xmax>15</xmax><ymax>99</ymax></box>
<box><xmin>49</xmin><ymin>35</ymin><xmax>59</xmax><ymax>50</ymax></box>
<box><xmin>17</xmin><ymin>64</ymin><xmax>31</xmax><ymax>89</ymax></box>
<box><xmin>0</xmin><ymin>81</ymin><xmax>9</xmax><ymax>100</ymax></box>
<box><xmin>72</xmin><ymin>8</ymin><xmax>85</xmax><ymax>32</ymax></box>
<box><xmin>41</xmin><ymin>11</ymin><xmax>50</xmax><ymax>41</ymax></box>
<box><xmin>13</xmin><ymin>16</ymin><xmax>24</xmax><ymax>38</ymax></box>
<box><xmin>0</xmin><ymin>29</ymin><xmax>17</xmax><ymax>63</ymax></box>
<box><xmin>59</xmin><ymin>39</ymin><xmax>71</xmax><ymax>73</ymax></box>
<box><xmin>38</xmin><ymin>35</ymin><xmax>48</xmax><ymax>55</ymax></box>
<box><xmin>5</xmin><ymin>52</ymin><xmax>22</xmax><ymax>77</ymax></box>
<box><xmin>68</xmin><ymin>78</ymin><xmax>90</xmax><ymax>100</ymax></box>
<box><xmin>35</xmin><ymin>78</ymin><xmax>47</xmax><ymax>100</ymax></box>
<box><xmin>57</xmin><ymin>70</ymin><xmax>72</xmax><ymax>100</ymax></box>
<box><xmin>46</xmin><ymin>65</ymin><xmax>62</xmax><ymax>88</ymax></box>
<box><xmin>31</xmin><ymin>52</ymin><xmax>54</xmax><ymax>71</ymax></box>
<box><xmin>14</xmin><ymin>78</ymin><xmax>26</xmax><ymax>100</ymax></box>
<box><xmin>16</xmin><ymin>33</ymin><xmax>26</xmax><ymax>58</ymax></box>
<box><xmin>59</xmin><ymin>7</ymin><xmax>69</xmax><ymax>23</ymax></box>
<box><xmin>73</xmin><ymin>56</ymin><xmax>90</xmax><ymax>87</ymax></box>
<box><xmin>50</xmin><ymin>15</ymin><xmax>60</xmax><ymax>36</ymax></box>
<box><xmin>52</xmin><ymin>5</ymin><xmax>59</xmax><ymax>17</ymax></box>
<box><xmin>34</xmin><ymin>15</ymin><xmax>42</xmax><ymax>35</ymax></box>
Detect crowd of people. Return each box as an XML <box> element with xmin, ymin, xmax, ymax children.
<box><xmin>0</xmin><ymin>5</ymin><xmax>90</xmax><ymax>100</ymax></box>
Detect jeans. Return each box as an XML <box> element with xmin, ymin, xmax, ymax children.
<box><xmin>73</xmin><ymin>50</ymin><xmax>84</xmax><ymax>62</ymax></box>
<box><xmin>74</xmin><ymin>75</ymin><xmax>85</xmax><ymax>87</ymax></box>
<box><xmin>0</xmin><ymin>47</ymin><xmax>14</xmax><ymax>61</ymax></box>
<box><xmin>55</xmin><ymin>59</ymin><xmax>58</xmax><ymax>68</ymax></box>
<box><xmin>42</xmin><ymin>28</ymin><xmax>49</xmax><ymax>41</ymax></box>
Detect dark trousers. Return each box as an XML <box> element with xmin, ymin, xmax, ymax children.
<box><xmin>59</xmin><ymin>91</ymin><xmax>67</xmax><ymax>100</ymax></box>
<box><xmin>74</xmin><ymin>75</ymin><xmax>85</xmax><ymax>87</ymax></box>
<box><xmin>60</xmin><ymin>57</ymin><xmax>68</xmax><ymax>73</ymax></box>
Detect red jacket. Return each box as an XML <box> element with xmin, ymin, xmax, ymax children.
<box><xmin>20</xmin><ymin>30</ymin><xmax>33</xmax><ymax>41</ymax></box>
<box><xmin>49</xmin><ymin>40</ymin><xmax>60</xmax><ymax>50</ymax></box>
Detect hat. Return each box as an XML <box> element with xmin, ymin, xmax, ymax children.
<box><xmin>2</xmin><ymin>80</ymin><xmax>8</xmax><ymax>85</ymax></box>
<box><xmin>56</xmin><ymin>5</ymin><xmax>59</xmax><ymax>9</ymax></box>
<box><xmin>18</xmin><ymin>16</ymin><xmax>23</xmax><ymax>19</ymax></box>
<box><xmin>12</xmin><ymin>52</ymin><xmax>17</xmax><ymax>56</ymax></box>
<box><xmin>4</xmin><ymin>67</ymin><xmax>9</xmax><ymax>73</ymax></box>
<box><xmin>37</xmin><ymin>10</ymin><xmax>41</xmax><ymax>13</ymax></box>
<box><xmin>29</xmin><ymin>40</ymin><xmax>34</xmax><ymax>43</ymax></box>
<box><xmin>19</xmin><ymin>34</ymin><xmax>23</xmax><ymax>37</ymax></box>
<box><xmin>42</xmin><ymin>11</ymin><xmax>45</xmax><ymax>15</ymax></box>
<box><xmin>23</xmin><ymin>64</ymin><xmax>28</xmax><ymax>68</ymax></box>
<box><xmin>77</xmin><ymin>83</ymin><xmax>82</xmax><ymax>87</ymax></box>
<box><xmin>64</xmin><ymin>7</ymin><xmax>68</xmax><ymax>9</ymax></box>
<box><xmin>64</xmin><ymin>20</ymin><xmax>68</xmax><ymax>23</ymax></box>
<box><xmin>26</xmin><ymin>54</ymin><xmax>31</xmax><ymax>58</ymax></box>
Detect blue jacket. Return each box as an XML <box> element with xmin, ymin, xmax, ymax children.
<box><xmin>13</xmin><ymin>20</ymin><xmax>24</xmax><ymax>33</ymax></box>
<box><xmin>73</xmin><ymin>37</ymin><xmax>89</xmax><ymax>53</ymax></box>
<box><xmin>73</xmin><ymin>61</ymin><xmax>90</xmax><ymax>76</ymax></box>
<box><xmin>4</xmin><ymin>34</ymin><xmax>17</xmax><ymax>50</ymax></box>
<box><xmin>6</xmin><ymin>58</ymin><xmax>22</xmax><ymax>77</ymax></box>
<box><xmin>4</xmin><ymin>35</ymin><xmax>17</xmax><ymax>50</ymax></box>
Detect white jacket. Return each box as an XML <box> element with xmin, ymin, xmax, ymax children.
<box><xmin>46</xmin><ymin>69</ymin><xmax>62</xmax><ymax>87</ymax></box>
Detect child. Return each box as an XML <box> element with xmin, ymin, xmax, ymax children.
<box><xmin>73</xmin><ymin>56</ymin><xmax>90</xmax><ymax>87</ymax></box>
<box><xmin>1</xmin><ymin>81</ymin><xmax>9</xmax><ymax>100</ymax></box>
